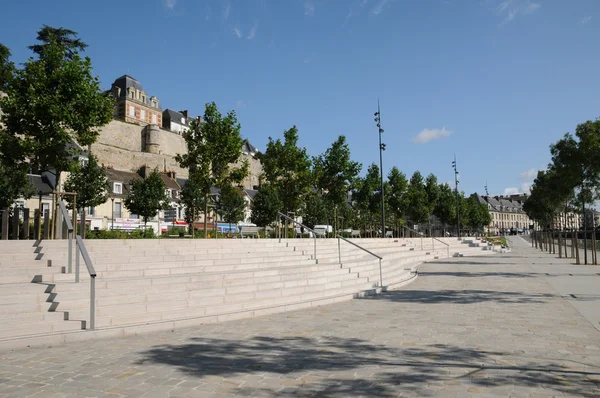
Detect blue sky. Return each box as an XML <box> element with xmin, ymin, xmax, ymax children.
<box><xmin>1</xmin><ymin>0</ymin><xmax>599</xmax><ymax>196</ymax></box>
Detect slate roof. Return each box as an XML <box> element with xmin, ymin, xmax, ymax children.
<box><xmin>110</xmin><ymin>75</ymin><xmax>161</xmax><ymax>110</ymax></box>
<box><xmin>28</xmin><ymin>175</ymin><xmax>54</xmax><ymax>196</ymax></box>
<box><xmin>244</xmin><ymin>189</ymin><xmax>258</xmax><ymax>201</ymax></box>
<box><xmin>104</xmin><ymin>168</ymin><xmax>141</xmax><ymax>198</ymax></box>
<box><xmin>163</xmin><ymin>109</ymin><xmax>195</xmax><ymax>128</ymax></box>
<box><xmin>242</xmin><ymin>140</ymin><xmax>258</xmax><ymax>156</ymax></box>
<box><xmin>161</xmin><ymin>173</ymin><xmax>180</xmax><ymax>190</ymax></box>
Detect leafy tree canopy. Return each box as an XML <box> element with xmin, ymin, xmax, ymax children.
<box><xmin>124</xmin><ymin>169</ymin><xmax>169</xmax><ymax>227</ymax></box>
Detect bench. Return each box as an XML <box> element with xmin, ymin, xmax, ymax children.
<box><xmin>351</xmin><ymin>229</ymin><xmax>361</xmax><ymax>238</ymax></box>
<box><xmin>240</xmin><ymin>226</ymin><xmax>260</xmax><ymax>238</ymax></box>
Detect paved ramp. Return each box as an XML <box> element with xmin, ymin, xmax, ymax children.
<box><xmin>1</xmin><ymin>238</ymin><xmax>599</xmax><ymax>397</ymax></box>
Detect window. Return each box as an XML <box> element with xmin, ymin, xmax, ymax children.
<box><xmin>42</xmin><ymin>203</ymin><xmax>50</xmax><ymax>216</ymax></box>
<box><xmin>129</xmin><ymin>90</ymin><xmax>134</xmax><ymax>99</ymax></box>
<box><xmin>152</xmin><ymin>114</ymin><xmax>157</xmax><ymax>124</ymax></box>
<box><xmin>141</xmin><ymin>95</ymin><xmax>146</xmax><ymax>103</ymax></box>
<box><xmin>140</xmin><ymin>110</ymin><xmax>146</xmax><ymax>120</ymax></box>
<box><xmin>113</xmin><ymin>182</ymin><xmax>122</xmax><ymax>194</ymax></box>
<box><xmin>87</xmin><ymin>206</ymin><xmax>95</xmax><ymax>216</ymax></box>
<box><xmin>130</xmin><ymin>214</ymin><xmax>139</xmax><ymax>219</ymax></box>
<box><xmin>129</xmin><ymin>105</ymin><xmax>135</xmax><ymax>117</ymax></box>
<box><xmin>114</xmin><ymin>202</ymin><xmax>122</xmax><ymax>219</ymax></box>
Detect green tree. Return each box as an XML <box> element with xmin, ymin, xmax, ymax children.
<box><xmin>217</xmin><ymin>185</ymin><xmax>247</xmax><ymax>228</ymax></box>
<box><xmin>313</xmin><ymin>135</ymin><xmax>361</xmax><ymax>209</ymax></box>
<box><xmin>405</xmin><ymin>171</ymin><xmax>429</xmax><ymax>227</ymax></box>
<box><xmin>353</xmin><ymin>163</ymin><xmax>382</xmax><ymax>236</ymax></box>
<box><xmin>259</xmin><ymin>126</ymin><xmax>312</xmax><ymax>214</ymax></box>
<box><xmin>124</xmin><ymin>169</ymin><xmax>169</xmax><ymax>229</ymax></box>
<box><xmin>1</xmin><ymin>25</ymin><xmax>113</xmax><ymax>176</ymax></box>
<box><xmin>0</xmin><ymin>43</ymin><xmax>15</xmax><ymax>90</ymax></box>
<box><xmin>176</xmin><ymin>103</ymin><xmax>249</xmax><ymax>237</ymax></box>
<box><xmin>251</xmin><ymin>184</ymin><xmax>282</xmax><ymax>228</ymax></box>
<box><xmin>424</xmin><ymin>173</ymin><xmax>440</xmax><ymax>235</ymax></box>
<box><xmin>387</xmin><ymin>167</ymin><xmax>408</xmax><ymax>235</ymax></box>
<box><xmin>434</xmin><ymin>183</ymin><xmax>456</xmax><ymax>233</ymax></box>
<box><xmin>303</xmin><ymin>192</ymin><xmax>329</xmax><ymax>230</ymax></box>
<box><xmin>63</xmin><ymin>155</ymin><xmax>109</xmax><ymax>238</ymax></box>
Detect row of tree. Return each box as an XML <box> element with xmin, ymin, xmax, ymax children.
<box><xmin>1</xmin><ymin>25</ymin><xmax>492</xmax><ymax>237</ymax></box>
<box><xmin>248</xmin><ymin>126</ymin><xmax>492</xmax><ymax>235</ymax></box>
<box><xmin>523</xmin><ymin>119</ymin><xmax>600</xmax><ymax>262</ymax></box>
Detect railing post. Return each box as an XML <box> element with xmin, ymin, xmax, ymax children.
<box><xmin>432</xmin><ymin>237</ymin><xmax>435</xmax><ymax>251</ymax></box>
<box><xmin>75</xmin><ymin>241</ymin><xmax>80</xmax><ymax>283</ymax></box>
<box><xmin>23</xmin><ymin>209</ymin><xmax>30</xmax><ymax>240</ymax></box>
<box><xmin>338</xmin><ymin>237</ymin><xmax>341</xmax><ymax>265</ymax></box>
<box><xmin>420</xmin><ymin>235</ymin><xmax>423</xmax><ymax>250</ymax></box>
<box><xmin>68</xmin><ymin>230</ymin><xmax>73</xmax><ymax>273</ymax></box>
<box><xmin>379</xmin><ymin>258</ymin><xmax>383</xmax><ymax>288</ymax></box>
<box><xmin>313</xmin><ymin>235</ymin><xmax>317</xmax><ymax>262</ymax></box>
<box><xmin>90</xmin><ymin>276</ymin><xmax>96</xmax><ymax>330</ymax></box>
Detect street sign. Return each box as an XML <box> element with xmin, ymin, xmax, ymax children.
<box><xmin>164</xmin><ymin>208</ymin><xmax>177</xmax><ymax>222</ymax></box>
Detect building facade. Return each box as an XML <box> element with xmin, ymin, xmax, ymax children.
<box><xmin>108</xmin><ymin>75</ymin><xmax>162</xmax><ymax>126</ymax></box>
<box><xmin>162</xmin><ymin>109</ymin><xmax>195</xmax><ymax>135</ymax></box>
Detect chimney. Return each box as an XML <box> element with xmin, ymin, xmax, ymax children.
<box><xmin>167</xmin><ymin>170</ymin><xmax>176</xmax><ymax>179</ymax></box>
<box><xmin>140</xmin><ymin>165</ymin><xmax>152</xmax><ymax>178</ymax></box>
<box><xmin>180</xmin><ymin>110</ymin><xmax>188</xmax><ymax>118</ymax></box>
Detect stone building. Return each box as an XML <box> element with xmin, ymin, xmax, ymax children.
<box><xmin>162</xmin><ymin>109</ymin><xmax>194</xmax><ymax>135</ymax></box>
<box><xmin>475</xmin><ymin>194</ymin><xmax>532</xmax><ymax>234</ymax></box>
<box><xmin>107</xmin><ymin>75</ymin><xmax>162</xmax><ymax>126</ymax></box>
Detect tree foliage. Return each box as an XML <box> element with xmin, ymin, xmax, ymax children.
<box><xmin>176</xmin><ymin>102</ymin><xmax>248</xmax><ymax>235</ymax></box>
<box><xmin>217</xmin><ymin>185</ymin><xmax>247</xmax><ymax>225</ymax></box>
<box><xmin>1</xmin><ymin>25</ymin><xmax>113</xmax><ymax>175</ymax></box>
<box><xmin>259</xmin><ymin>126</ymin><xmax>312</xmax><ymax>214</ymax></box>
<box><xmin>0</xmin><ymin>43</ymin><xmax>15</xmax><ymax>90</ymax></box>
<box><xmin>124</xmin><ymin>169</ymin><xmax>169</xmax><ymax>227</ymax></box>
<box><xmin>251</xmin><ymin>184</ymin><xmax>282</xmax><ymax>227</ymax></box>
<box><xmin>313</xmin><ymin>135</ymin><xmax>361</xmax><ymax>208</ymax></box>
<box><xmin>63</xmin><ymin>155</ymin><xmax>109</xmax><ymax>238</ymax></box>
<box><xmin>404</xmin><ymin>171</ymin><xmax>429</xmax><ymax>225</ymax></box>
<box><xmin>303</xmin><ymin>192</ymin><xmax>329</xmax><ymax>230</ymax></box>
<box><xmin>434</xmin><ymin>183</ymin><xmax>456</xmax><ymax>227</ymax></box>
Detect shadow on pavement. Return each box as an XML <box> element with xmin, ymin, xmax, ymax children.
<box><xmin>136</xmin><ymin>337</ymin><xmax>599</xmax><ymax>397</ymax></box>
<box><xmin>421</xmin><ymin>271</ymin><xmax>538</xmax><ymax>278</ymax></box>
<box><xmin>363</xmin><ymin>289</ymin><xmax>556</xmax><ymax>304</ymax></box>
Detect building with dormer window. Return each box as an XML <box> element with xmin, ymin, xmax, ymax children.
<box><xmin>107</xmin><ymin>75</ymin><xmax>162</xmax><ymax>126</ymax></box>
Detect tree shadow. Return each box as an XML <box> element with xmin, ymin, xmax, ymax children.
<box><xmin>362</xmin><ymin>289</ymin><xmax>556</xmax><ymax>304</ymax></box>
<box><xmin>421</xmin><ymin>271</ymin><xmax>539</xmax><ymax>278</ymax></box>
<box><xmin>135</xmin><ymin>337</ymin><xmax>599</xmax><ymax>397</ymax></box>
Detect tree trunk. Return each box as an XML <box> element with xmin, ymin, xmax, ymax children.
<box><xmin>81</xmin><ymin>210</ymin><xmax>87</xmax><ymax>239</ymax></box>
<box><xmin>203</xmin><ymin>193</ymin><xmax>208</xmax><ymax>239</ymax></box>
<box><xmin>575</xmin><ymin>228</ymin><xmax>580</xmax><ymax>265</ymax></box>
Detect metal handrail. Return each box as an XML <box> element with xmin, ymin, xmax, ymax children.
<box><xmin>402</xmin><ymin>225</ymin><xmax>450</xmax><ymax>258</ymax></box>
<box><xmin>75</xmin><ymin>235</ymin><xmax>97</xmax><ymax>330</ymax></box>
<box><xmin>336</xmin><ymin>235</ymin><xmax>384</xmax><ymax>288</ymax></box>
<box><xmin>277</xmin><ymin>212</ymin><xmax>318</xmax><ymax>261</ymax></box>
<box><xmin>58</xmin><ymin>201</ymin><xmax>73</xmax><ymax>273</ymax></box>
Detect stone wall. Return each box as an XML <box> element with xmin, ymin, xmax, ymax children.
<box><xmin>92</xmin><ymin>119</ymin><xmax>261</xmax><ymax>189</ymax></box>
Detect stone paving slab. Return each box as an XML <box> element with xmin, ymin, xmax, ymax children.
<box><xmin>1</xmin><ymin>237</ymin><xmax>599</xmax><ymax>397</ymax></box>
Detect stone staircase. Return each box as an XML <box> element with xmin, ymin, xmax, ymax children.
<box><xmin>0</xmin><ymin>236</ymin><xmax>492</xmax><ymax>351</ymax></box>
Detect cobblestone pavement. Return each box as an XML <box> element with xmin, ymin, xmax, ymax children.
<box><xmin>1</xmin><ymin>238</ymin><xmax>599</xmax><ymax>397</ymax></box>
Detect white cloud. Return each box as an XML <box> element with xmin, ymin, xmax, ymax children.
<box><xmin>233</xmin><ymin>27</ymin><xmax>242</xmax><ymax>39</ymax></box>
<box><xmin>164</xmin><ymin>0</ymin><xmax>177</xmax><ymax>9</ymax></box>
<box><xmin>580</xmin><ymin>16</ymin><xmax>592</xmax><ymax>25</ymax></box>
<box><xmin>520</xmin><ymin>168</ymin><xmax>537</xmax><ymax>180</ymax></box>
<box><xmin>372</xmin><ymin>0</ymin><xmax>390</xmax><ymax>15</ymax></box>
<box><xmin>247</xmin><ymin>23</ymin><xmax>258</xmax><ymax>40</ymax></box>
<box><xmin>223</xmin><ymin>2</ymin><xmax>231</xmax><ymax>20</ymax></box>
<box><xmin>503</xmin><ymin>183</ymin><xmax>531</xmax><ymax>195</ymax></box>
<box><xmin>304</xmin><ymin>1</ymin><xmax>315</xmax><ymax>16</ymax></box>
<box><xmin>303</xmin><ymin>52</ymin><xmax>316</xmax><ymax>64</ymax></box>
<box><xmin>411</xmin><ymin>127</ymin><xmax>452</xmax><ymax>144</ymax></box>
<box><xmin>495</xmin><ymin>0</ymin><xmax>541</xmax><ymax>25</ymax></box>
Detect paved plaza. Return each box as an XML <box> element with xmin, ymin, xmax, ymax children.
<box><xmin>1</xmin><ymin>237</ymin><xmax>599</xmax><ymax>397</ymax></box>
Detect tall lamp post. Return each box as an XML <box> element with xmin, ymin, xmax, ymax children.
<box><xmin>374</xmin><ymin>100</ymin><xmax>386</xmax><ymax>238</ymax></box>
<box><xmin>452</xmin><ymin>155</ymin><xmax>460</xmax><ymax>238</ymax></box>
<box><xmin>110</xmin><ymin>196</ymin><xmax>115</xmax><ymax>231</ymax></box>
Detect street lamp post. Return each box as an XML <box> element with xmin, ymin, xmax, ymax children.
<box><xmin>110</xmin><ymin>196</ymin><xmax>115</xmax><ymax>231</ymax></box>
<box><xmin>374</xmin><ymin>100</ymin><xmax>386</xmax><ymax>238</ymax></box>
<box><xmin>452</xmin><ymin>155</ymin><xmax>460</xmax><ymax>238</ymax></box>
